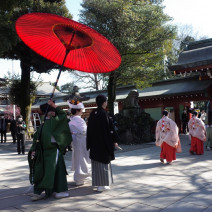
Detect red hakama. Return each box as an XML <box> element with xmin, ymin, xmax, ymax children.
<box><xmin>160</xmin><ymin>142</ymin><xmax>176</xmax><ymax>163</ymax></box>
<box><xmin>190</xmin><ymin>136</ymin><xmax>204</xmax><ymax>155</ymax></box>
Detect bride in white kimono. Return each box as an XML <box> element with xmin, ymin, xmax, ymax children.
<box><xmin>68</xmin><ymin>100</ymin><xmax>91</xmax><ymax>185</ymax></box>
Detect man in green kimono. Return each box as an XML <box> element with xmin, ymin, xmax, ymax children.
<box><xmin>30</xmin><ymin>100</ymin><xmax>72</xmax><ymax>201</ymax></box>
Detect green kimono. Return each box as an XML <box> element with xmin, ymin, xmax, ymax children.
<box><xmin>30</xmin><ymin>107</ymin><xmax>72</xmax><ymax>197</ymax></box>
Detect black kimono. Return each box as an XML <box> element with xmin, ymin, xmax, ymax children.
<box><xmin>87</xmin><ymin>107</ymin><xmax>115</xmax><ymax>164</ymax></box>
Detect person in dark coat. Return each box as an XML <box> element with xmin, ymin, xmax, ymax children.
<box><xmin>0</xmin><ymin>114</ymin><xmax>9</xmax><ymax>143</ymax></box>
<box><xmin>182</xmin><ymin>110</ymin><xmax>188</xmax><ymax>134</ymax></box>
<box><xmin>87</xmin><ymin>94</ymin><xmax>119</xmax><ymax>192</ymax></box>
<box><xmin>9</xmin><ymin>116</ymin><xmax>17</xmax><ymax>143</ymax></box>
<box><xmin>16</xmin><ymin>116</ymin><xmax>26</xmax><ymax>154</ymax></box>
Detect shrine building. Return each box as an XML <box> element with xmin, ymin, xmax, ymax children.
<box><xmin>28</xmin><ymin>39</ymin><xmax>212</xmax><ymax>131</ymax></box>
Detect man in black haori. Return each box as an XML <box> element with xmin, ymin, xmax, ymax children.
<box><xmin>87</xmin><ymin>94</ymin><xmax>119</xmax><ymax>192</ymax></box>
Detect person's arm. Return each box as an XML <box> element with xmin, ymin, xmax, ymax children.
<box><xmin>108</xmin><ymin>116</ymin><xmax>120</xmax><ymax>145</ymax></box>
<box><xmin>155</xmin><ymin>121</ymin><xmax>161</xmax><ymax>146</ymax></box>
<box><xmin>48</xmin><ymin>99</ymin><xmax>57</xmax><ymax>108</ymax></box>
<box><xmin>21</xmin><ymin>121</ymin><xmax>26</xmax><ymax>130</ymax></box>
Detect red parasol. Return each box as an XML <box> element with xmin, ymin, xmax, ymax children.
<box><xmin>15</xmin><ymin>13</ymin><xmax>121</xmax><ymax>74</ymax></box>
<box><xmin>16</xmin><ymin>12</ymin><xmax>121</xmax><ymax>122</ymax></box>
<box><xmin>15</xmin><ymin>14</ymin><xmax>121</xmax><ymax>183</ymax></box>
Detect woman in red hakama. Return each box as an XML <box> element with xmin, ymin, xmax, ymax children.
<box><xmin>160</xmin><ymin>142</ymin><xmax>176</xmax><ymax>163</ymax></box>
<box><xmin>190</xmin><ymin>136</ymin><xmax>204</xmax><ymax>155</ymax></box>
<box><xmin>188</xmin><ymin>112</ymin><xmax>206</xmax><ymax>155</ymax></box>
<box><xmin>156</xmin><ymin>110</ymin><xmax>182</xmax><ymax>164</ymax></box>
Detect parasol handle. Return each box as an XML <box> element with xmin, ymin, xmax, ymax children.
<box><xmin>43</xmin><ymin>30</ymin><xmax>75</xmax><ymax>122</ymax></box>
<box><xmin>37</xmin><ymin>30</ymin><xmax>75</xmax><ymax>141</ymax></box>
<box><xmin>42</xmin><ymin>48</ymin><xmax>70</xmax><ymax>122</ymax></box>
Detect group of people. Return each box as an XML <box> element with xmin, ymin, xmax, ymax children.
<box><xmin>0</xmin><ymin>114</ymin><xmax>26</xmax><ymax>155</ymax></box>
<box><xmin>29</xmin><ymin>94</ymin><xmax>119</xmax><ymax>201</ymax></box>
<box><xmin>28</xmin><ymin>94</ymin><xmax>209</xmax><ymax>201</ymax></box>
<box><xmin>156</xmin><ymin>109</ymin><xmax>207</xmax><ymax>165</ymax></box>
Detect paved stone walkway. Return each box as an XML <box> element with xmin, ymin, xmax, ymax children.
<box><xmin>0</xmin><ymin>134</ymin><xmax>212</xmax><ymax>211</ymax></box>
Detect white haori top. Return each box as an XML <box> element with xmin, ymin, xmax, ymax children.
<box><xmin>156</xmin><ymin>116</ymin><xmax>180</xmax><ymax>150</ymax></box>
<box><xmin>188</xmin><ymin>116</ymin><xmax>206</xmax><ymax>141</ymax></box>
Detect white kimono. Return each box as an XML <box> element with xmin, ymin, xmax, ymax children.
<box><xmin>188</xmin><ymin>116</ymin><xmax>206</xmax><ymax>141</ymax></box>
<box><xmin>69</xmin><ymin>116</ymin><xmax>91</xmax><ymax>184</ymax></box>
<box><xmin>156</xmin><ymin>116</ymin><xmax>181</xmax><ymax>153</ymax></box>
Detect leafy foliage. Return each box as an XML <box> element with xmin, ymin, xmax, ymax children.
<box><xmin>59</xmin><ymin>82</ymin><xmax>75</xmax><ymax>94</ymax></box>
<box><xmin>0</xmin><ymin>0</ymin><xmax>72</xmax><ymax>121</ymax></box>
<box><xmin>4</xmin><ymin>72</ymin><xmax>38</xmax><ymax>106</ymax></box>
<box><xmin>80</xmin><ymin>0</ymin><xmax>177</xmax><ymax>112</ymax></box>
<box><xmin>8</xmin><ymin>79</ymin><xmax>38</xmax><ymax>106</ymax></box>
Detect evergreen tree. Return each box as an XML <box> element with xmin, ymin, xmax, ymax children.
<box><xmin>79</xmin><ymin>0</ymin><xmax>176</xmax><ymax>113</ymax></box>
<box><xmin>0</xmin><ymin>0</ymin><xmax>72</xmax><ymax>125</ymax></box>
<box><xmin>60</xmin><ymin>82</ymin><xmax>75</xmax><ymax>94</ymax></box>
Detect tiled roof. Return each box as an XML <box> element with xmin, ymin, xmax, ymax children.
<box><xmin>32</xmin><ymin>85</ymin><xmax>137</xmax><ymax>108</ymax></box>
<box><xmin>169</xmin><ymin>38</ymin><xmax>212</xmax><ymax>72</ymax></box>
<box><xmin>35</xmin><ymin>82</ymin><xmax>64</xmax><ymax>97</ymax></box>
<box><xmin>0</xmin><ymin>82</ymin><xmax>64</xmax><ymax>97</ymax></box>
<box><xmin>32</xmin><ymin>76</ymin><xmax>212</xmax><ymax>109</ymax></box>
<box><xmin>139</xmin><ymin>76</ymin><xmax>211</xmax><ymax>98</ymax></box>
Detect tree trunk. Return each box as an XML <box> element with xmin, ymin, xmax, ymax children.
<box><xmin>107</xmin><ymin>72</ymin><xmax>117</xmax><ymax>114</ymax></box>
<box><xmin>94</xmin><ymin>74</ymin><xmax>99</xmax><ymax>90</ymax></box>
<box><xmin>20</xmin><ymin>59</ymin><xmax>31</xmax><ymax>125</ymax></box>
<box><xmin>25</xmin><ymin>95</ymin><xmax>35</xmax><ymax>139</ymax></box>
